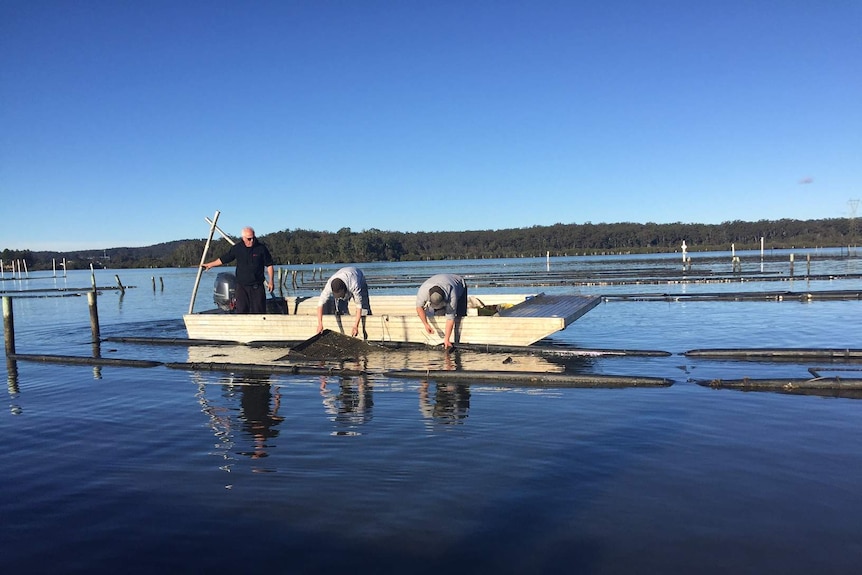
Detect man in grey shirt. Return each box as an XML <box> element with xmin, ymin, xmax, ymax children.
<box><xmin>317</xmin><ymin>266</ymin><xmax>372</xmax><ymax>338</ymax></box>
<box><xmin>415</xmin><ymin>273</ymin><xmax>467</xmax><ymax>349</ymax></box>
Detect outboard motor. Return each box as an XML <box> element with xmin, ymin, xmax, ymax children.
<box><xmin>213</xmin><ymin>272</ymin><xmax>236</xmax><ymax>312</ymax></box>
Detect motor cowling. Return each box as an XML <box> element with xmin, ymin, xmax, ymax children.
<box><xmin>213</xmin><ymin>272</ymin><xmax>236</xmax><ymax>311</ymax></box>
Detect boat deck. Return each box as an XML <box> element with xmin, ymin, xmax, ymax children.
<box><xmin>498</xmin><ymin>294</ymin><xmax>600</xmax><ymax>325</ymax></box>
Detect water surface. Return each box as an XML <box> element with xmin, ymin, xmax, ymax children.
<box><xmin>2</xmin><ymin>254</ymin><xmax>861</xmax><ymax>573</ymax></box>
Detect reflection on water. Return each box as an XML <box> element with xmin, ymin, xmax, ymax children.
<box><xmin>320</xmin><ymin>374</ymin><xmax>374</xmax><ymax>435</ymax></box>
<box><xmin>194</xmin><ymin>371</ymin><xmax>285</xmax><ymax>475</ymax></box>
<box><xmin>6</xmin><ymin>358</ymin><xmax>21</xmax><ymax>415</ymax></box>
<box><xmin>237</xmin><ymin>375</ymin><xmax>284</xmax><ymax>461</ymax></box>
<box><xmin>419</xmin><ymin>380</ymin><xmax>471</xmax><ymax>424</ymax></box>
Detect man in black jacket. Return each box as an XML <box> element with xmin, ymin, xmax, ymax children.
<box><xmin>203</xmin><ymin>227</ymin><xmax>274</xmax><ymax>313</ymax></box>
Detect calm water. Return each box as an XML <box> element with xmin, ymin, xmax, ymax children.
<box><xmin>2</xmin><ymin>253</ymin><xmax>862</xmax><ymax>574</ymax></box>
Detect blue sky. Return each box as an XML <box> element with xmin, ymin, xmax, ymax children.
<box><xmin>2</xmin><ymin>0</ymin><xmax>860</xmax><ymax>251</ymax></box>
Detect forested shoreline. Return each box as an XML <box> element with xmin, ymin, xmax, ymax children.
<box><xmin>3</xmin><ymin>217</ymin><xmax>858</xmax><ymax>271</ymax></box>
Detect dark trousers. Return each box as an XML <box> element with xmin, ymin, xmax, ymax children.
<box><xmin>235</xmin><ymin>283</ymin><xmax>266</xmax><ymax>314</ymax></box>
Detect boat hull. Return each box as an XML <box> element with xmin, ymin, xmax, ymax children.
<box><xmin>183</xmin><ymin>293</ymin><xmax>599</xmax><ymax>347</ymax></box>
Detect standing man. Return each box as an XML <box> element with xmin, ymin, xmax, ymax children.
<box><xmin>416</xmin><ymin>273</ymin><xmax>467</xmax><ymax>349</ymax></box>
<box><xmin>317</xmin><ymin>266</ymin><xmax>372</xmax><ymax>338</ymax></box>
<box><xmin>203</xmin><ymin>227</ymin><xmax>274</xmax><ymax>314</ymax></box>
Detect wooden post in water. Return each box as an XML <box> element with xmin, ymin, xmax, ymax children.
<box><xmin>152</xmin><ymin>277</ymin><xmax>156</xmax><ymax>291</ymax></box>
<box><xmin>681</xmin><ymin>240</ymin><xmax>687</xmax><ymax>269</ymax></box>
<box><xmin>789</xmin><ymin>253</ymin><xmax>794</xmax><ymax>278</ymax></box>
<box><xmin>3</xmin><ymin>296</ymin><xmax>15</xmax><ymax>356</ymax></box>
<box><xmin>87</xmin><ymin>291</ymin><xmax>100</xmax><ymax>343</ymax></box>
<box><xmin>807</xmin><ymin>254</ymin><xmax>811</xmax><ymax>277</ymax></box>
<box><xmin>115</xmin><ymin>275</ymin><xmax>125</xmax><ymax>294</ymax></box>
<box><xmin>160</xmin><ymin>277</ymin><xmax>164</xmax><ymax>291</ymax></box>
<box><xmin>760</xmin><ymin>237</ymin><xmax>765</xmax><ymax>273</ymax></box>
<box><xmin>90</xmin><ymin>264</ymin><xmax>96</xmax><ymax>290</ymax></box>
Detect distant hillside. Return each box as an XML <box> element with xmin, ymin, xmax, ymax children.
<box><xmin>2</xmin><ymin>240</ymin><xmax>196</xmax><ymax>271</ymax></box>
<box><xmin>2</xmin><ymin>218</ymin><xmax>858</xmax><ymax>271</ymax></box>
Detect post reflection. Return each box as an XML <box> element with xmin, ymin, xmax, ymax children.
<box><xmin>92</xmin><ymin>342</ymin><xmax>101</xmax><ymax>380</ymax></box>
<box><xmin>320</xmin><ymin>374</ymin><xmax>374</xmax><ymax>435</ymax></box>
<box><xmin>7</xmin><ymin>357</ymin><xmax>22</xmax><ymax>415</ymax></box>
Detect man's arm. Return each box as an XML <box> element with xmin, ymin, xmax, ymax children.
<box><xmin>443</xmin><ymin>318</ymin><xmax>455</xmax><ymax>349</ymax></box>
<box><xmin>202</xmin><ymin>258</ymin><xmax>223</xmax><ymax>270</ymax></box>
<box><xmin>416</xmin><ymin>306</ymin><xmax>434</xmax><ymax>334</ymax></box>
<box><xmin>351</xmin><ymin>307</ymin><xmax>362</xmax><ymax>337</ymax></box>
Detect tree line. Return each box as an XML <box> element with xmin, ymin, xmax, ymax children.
<box><xmin>3</xmin><ymin>217</ymin><xmax>858</xmax><ymax>271</ymax></box>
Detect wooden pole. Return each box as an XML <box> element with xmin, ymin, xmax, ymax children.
<box><xmin>190</xmin><ymin>210</ymin><xmax>221</xmax><ymax>315</ymax></box>
<box><xmin>115</xmin><ymin>274</ymin><xmax>125</xmax><ymax>294</ymax></box>
<box><xmin>87</xmin><ymin>291</ymin><xmax>100</xmax><ymax>343</ymax></box>
<box><xmin>3</xmin><ymin>296</ymin><xmax>15</xmax><ymax>356</ymax></box>
<box><xmin>205</xmin><ymin>216</ymin><xmax>236</xmax><ymax>245</ymax></box>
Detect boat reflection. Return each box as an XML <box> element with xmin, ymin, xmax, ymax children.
<box><xmin>186</xmin><ymin>341</ymin><xmax>571</xmax><ymax>375</ymax></box>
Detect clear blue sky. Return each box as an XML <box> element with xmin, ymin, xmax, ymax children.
<box><xmin>2</xmin><ymin>0</ymin><xmax>860</xmax><ymax>251</ymax></box>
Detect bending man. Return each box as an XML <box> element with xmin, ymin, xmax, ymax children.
<box><xmin>317</xmin><ymin>266</ymin><xmax>372</xmax><ymax>338</ymax></box>
<box><xmin>416</xmin><ymin>273</ymin><xmax>467</xmax><ymax>349</ymax></box>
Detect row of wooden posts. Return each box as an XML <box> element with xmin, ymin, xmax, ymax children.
<box><xmin>1</xmin><ymin>265</ymin><xmax>326</xmax><ymax>358</ymax></box>
<box><xmin>3</xmin><ymin>292</ymin><xmax>101</xmax><ymax>358</ymax></box>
